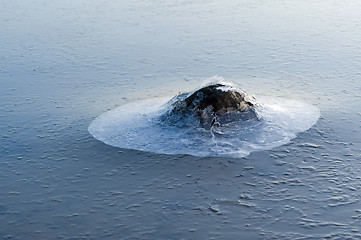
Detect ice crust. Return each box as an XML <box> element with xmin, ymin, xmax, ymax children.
<box><xmin>89</xmin><ymin>87</ymin><xmax>320</xmax><ymax>158</ymax></box>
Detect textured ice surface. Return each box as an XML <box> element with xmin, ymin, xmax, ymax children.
<box><xmin>2</xmin><ymin>0</ymin><xmax>361</xmax><ymax>239</ymax></box>
<box><xmin>89</xmin><ymin>85</ymin><xmax>320</xmax><ymax>157</ymax></box>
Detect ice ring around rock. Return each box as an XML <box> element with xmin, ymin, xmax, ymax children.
<box><xmin>88</xmin><ymin>81</ymin><xmax>320</xmax><ymax>158</ymax></box>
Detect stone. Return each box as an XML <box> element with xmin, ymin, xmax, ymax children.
<box><xmin>167</xmin><ymin>83</ymin><xmax>258</xmax><ymax>128</ymax></box>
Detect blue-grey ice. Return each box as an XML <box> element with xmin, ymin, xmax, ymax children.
<box><xmin>89</xmin><ymin>81</ymin><xmax>320</xmax><ymax>157</ymax></box>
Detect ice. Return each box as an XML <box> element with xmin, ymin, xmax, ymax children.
<box><xmin>89</xmin><ymin>84</ymin><xmax>320</xmax><ymax>158</ymax></box>
<box><xmin>2</xmin><ymin>0</ymin><xmax>361</xmax><ymax>239</ymax></box>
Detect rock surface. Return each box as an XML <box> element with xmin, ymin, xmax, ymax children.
<box><xmin>167</xmin><ymin>83</ymin><xmax>258</xmax><ymax>128</ymax></box>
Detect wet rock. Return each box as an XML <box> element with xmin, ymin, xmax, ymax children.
<box><xmin>182</xmin><ymin>84</ymin><xmax>253</xmax><ymax>113</ymax></box>
<box><xmin>165</xmin><ymin>83</ymin><xmax>258</xmax><ymax>128</ymax></box>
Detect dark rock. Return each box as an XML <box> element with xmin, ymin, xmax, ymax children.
<box><xmin>164</xmin><ymin>83</ymin><xmax>258</xmax><ymax>129</ymax></box>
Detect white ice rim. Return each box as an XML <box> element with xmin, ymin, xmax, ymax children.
<box><xmin>88</xmin><ymin>94</ymin><xmax>320</xmax><ymax>158</ymax></box>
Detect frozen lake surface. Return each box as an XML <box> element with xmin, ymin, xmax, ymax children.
<box><xmin>1</xmin><ymin>0</ymin><xmax>361</xmax><ymax>239</ymax></box>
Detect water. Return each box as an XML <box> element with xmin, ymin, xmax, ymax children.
<box><xmin>1</xmin><ymin>0</ymin><xmax>361</xmax><ymax>239</ymax></box>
